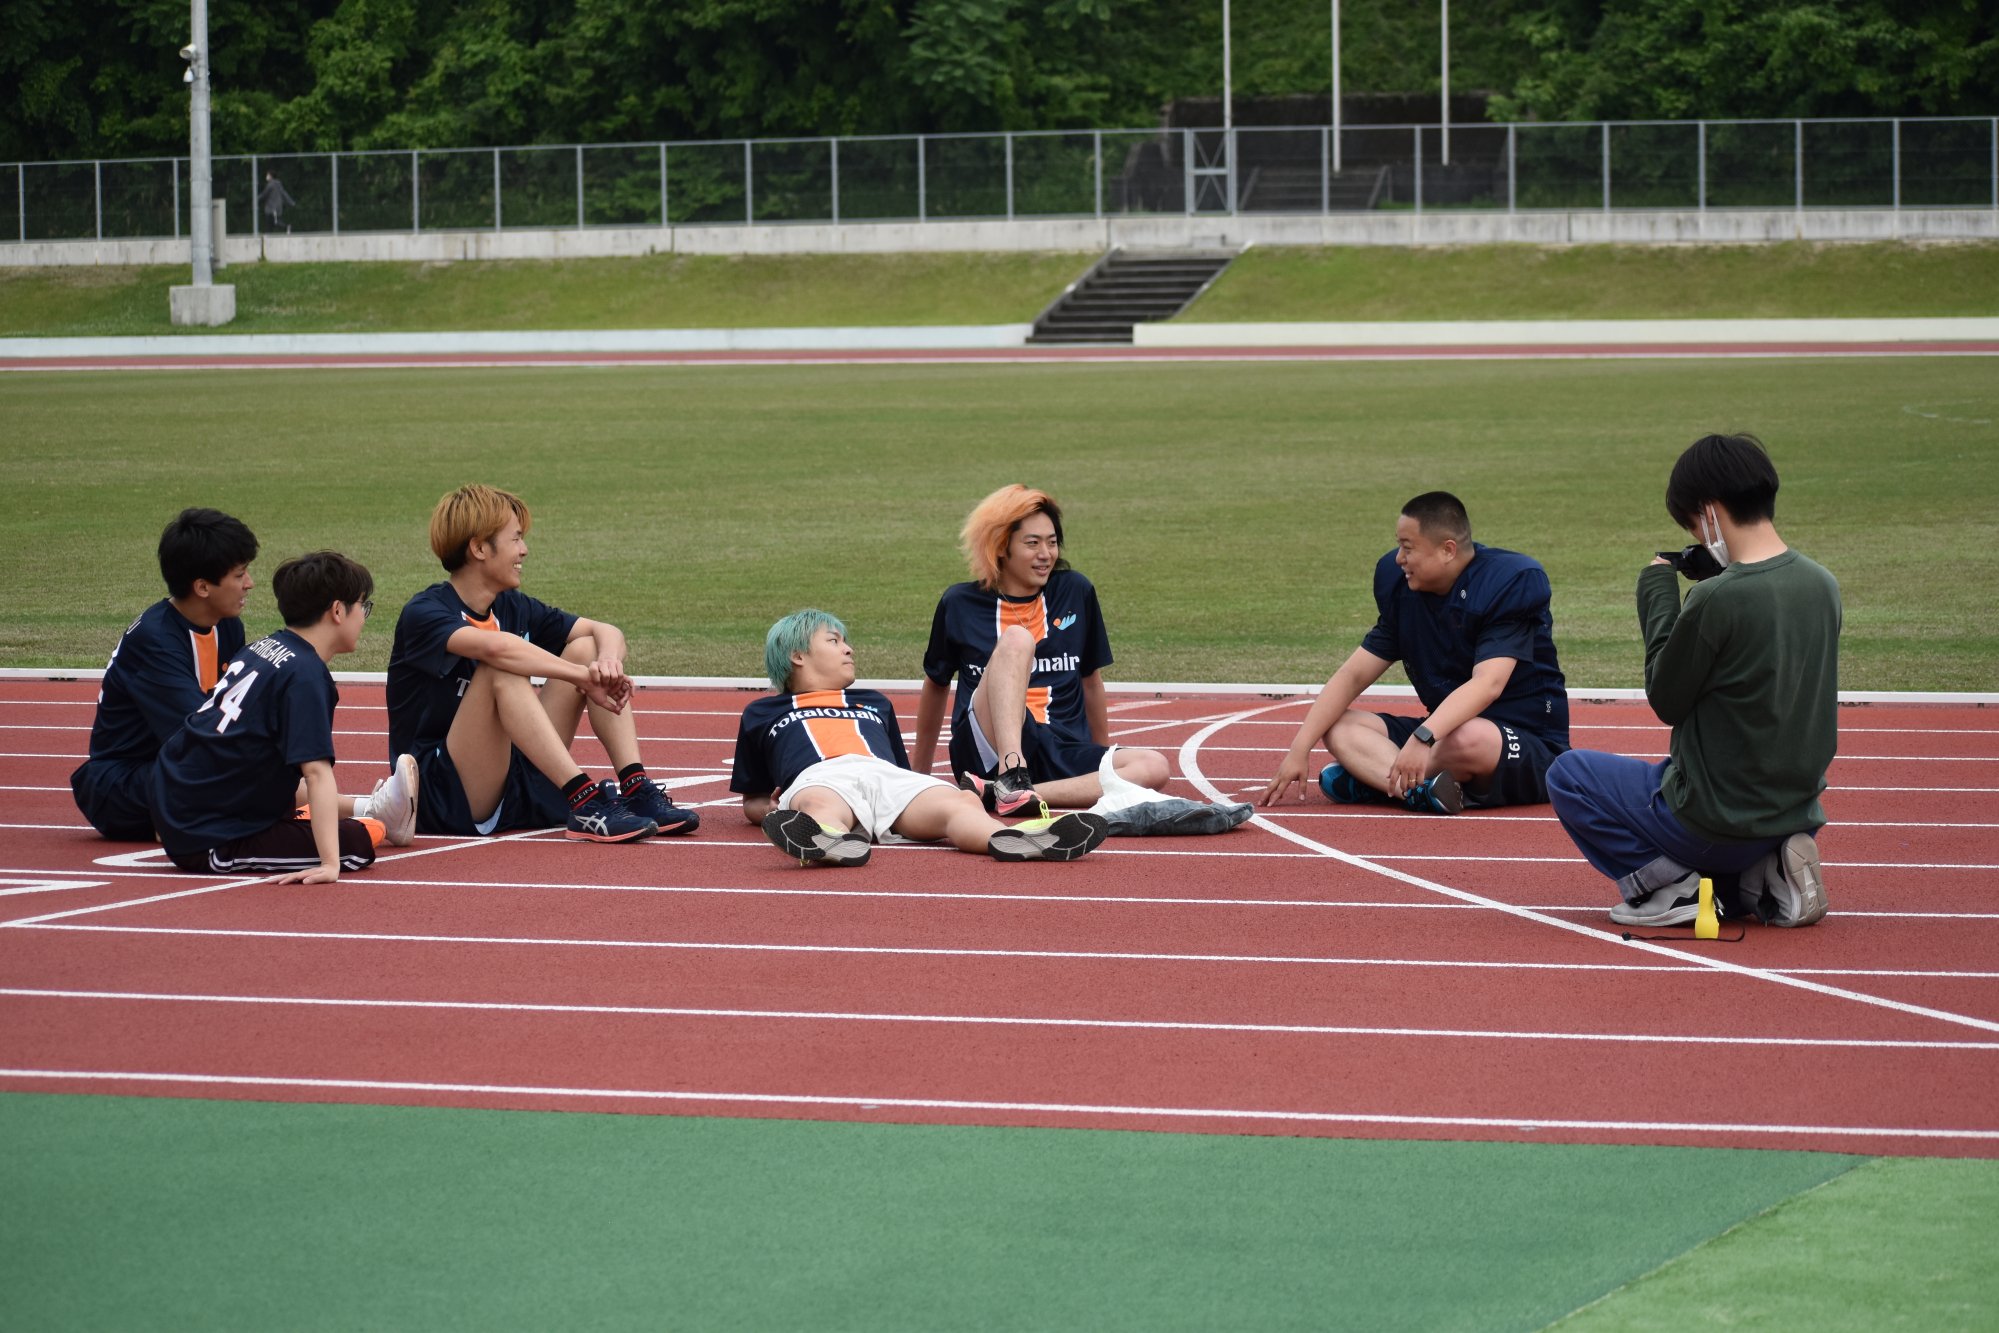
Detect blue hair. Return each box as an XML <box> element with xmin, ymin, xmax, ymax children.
<box><xmin>764</xmin><ymin>609</ymin><xmax>848</xmax><ymax>692</ymax></box>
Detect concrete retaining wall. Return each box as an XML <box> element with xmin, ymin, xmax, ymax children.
<box><xmin>4</xmin><ymin>207</ymin><xmax>1995</xmax><ymax>268</ymax></box>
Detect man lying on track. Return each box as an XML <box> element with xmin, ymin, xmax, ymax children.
<box><xmin>1261</xmin><ymin>491</ymin><xmax>1571</xmax><ymax>816</ymax></box>
<box><xmin>385</xmin><ymin>483</ymin><xmax>699</xmax><ymax>845</ymax></box>
<box><xmin>910</xmin><ymin>484</ymin><xmax>1170</xmax><ymax>815</ymax></box>
<box><xmin>733</xmin><ymin>609</ymin><xmax>1108</xmax><ymax>865</ymax></box>
<box><xmin>1548</xmin><ymin>433</ymin><xmax>1838</xmax><ymax>928</ymax></box>
<box><xmin>152</xmin><ymin>552</ymin><xmax>412</xmax><ymax>882</ymax></box>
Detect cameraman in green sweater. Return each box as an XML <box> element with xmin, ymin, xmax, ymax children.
<box><xmin>1548</xmin><ymin>433</ymin><xmax>1841</xmax><ymax>928</ymax></box>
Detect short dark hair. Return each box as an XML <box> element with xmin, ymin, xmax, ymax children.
<box><xmin>272</xmin><ymin>551</ymin><xmax>374</xmax><ymax>628</ymax></box>
<box><xmin>1401</xmin><ymin>491</ymin><xmax>1472</xmax><ymax>544</ymax></box>
<box><xmin>158</xmin><ymin>508</ymin><xmax>259</xmax><ymax>599</ymax></box>
<box><xmin>1665</xmin><ymin>434</ymin><xmax>1780</xmax><ymax>529</ymax></box>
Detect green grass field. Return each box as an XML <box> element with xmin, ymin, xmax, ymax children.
<box><xmin>5</xmin><ymin>240</ymin><xmax>1997</xmax><ymax>338</ymax></box>
<box><xmin>3</xmin><ymin>357</ymin><xmax>1993</xmax><ymax>689</ymax></box>
<box><xmin>1185</xmin><ymin>241</ymin><xmax>1999</xmax><ymax>322</ymax></box>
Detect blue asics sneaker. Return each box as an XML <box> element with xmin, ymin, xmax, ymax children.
<box><xmin>1401</xmin><ymin>771</ymin><xmax>1465</xmax><ymax>816</ymax></box>
<box><xmin>1318</xmin><ymin>762</ymin><xmax>1389</xmax><ymax>805</ymax></box>
<box><xmin>566</xmin><ymin>780</ymin><xmax>657</xmax><ymax>843</ymax></box>
<box><xmin>620</xmin><ymin>777</ymin><xmax>701</xmax><ymax>836</ymax></box>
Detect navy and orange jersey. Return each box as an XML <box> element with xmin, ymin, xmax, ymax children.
<box><xmin>730</xmin><ymin>688</ymin><xmax>912</xmax><ymax>795</ymax></box>
<box><xmin>150</xmin><ymin>629</ymin><xmax>339</xmax><ymax>857</ymax></box>
<box><xmin>920</xmin><ymin>569</ymin><xmax>1114</xmax><ymax>743</ymax></box>
<box><xmin>1360</xmin><ymin>543</ymin><xmax>1570</xmax><ymax>744</ymax></box>
<box><xmin>83</xmin><ymin>600</ymin><xmax>246</xmax><ymax>768</ymax></box>
<box><xmin>385</xmin><ymin>582</ymin><xmax>577</xmax><ymax>763</ymax></box>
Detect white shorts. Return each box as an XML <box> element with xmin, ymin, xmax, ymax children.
<box><xmin>779</xmin><ymin>754</ymin><xmax>955</xmax><ymax>843</ymax></box>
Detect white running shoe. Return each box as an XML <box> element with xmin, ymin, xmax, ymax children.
<box><xmin>370</xmin><ymin>753</ymin><xmax>419</xmax><ymax>847</ymax></box>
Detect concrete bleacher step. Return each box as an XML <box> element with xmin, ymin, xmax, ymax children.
<box><xmin>1027</xmin><ymin>248</ymin><xmax>1239</xmax><ymax>346</ymax></box>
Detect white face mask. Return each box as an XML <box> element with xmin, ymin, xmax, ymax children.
<box><xmin>1698</xmin><ymin>505</ymin><xmax>1731</xmax><ymax>569</ymax></box>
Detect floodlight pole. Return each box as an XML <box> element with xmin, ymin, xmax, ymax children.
<box><xmin>1331</xmin><ymin>0</ymin><xmax>1342</xmax><ymax>174</ymax></box>
<box><xmin>1440</xmin><ymin>0</ymin><xmax>1450</xmax><ymax>166</ymax></box>
<box><xmin>188</xmin><ymin>0</ymin><xmax>213</xmax><ymax>286</ymax></box>
<box><xmin>170</xmin><ymin>0</ymin><xmax>233</xmax><ymax>324</ymax></box>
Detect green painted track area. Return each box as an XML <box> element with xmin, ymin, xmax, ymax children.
<box><xmin>9</xmin><ymin>1092</ymin><xmax>1992</xmax><ymax>1330</ymax></box>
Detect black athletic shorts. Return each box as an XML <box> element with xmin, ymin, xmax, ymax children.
<box><xmin>949</xmin><ymin>710</ymin><xmax>1108</xmax><ymax>787</ymax></box>
<box><xmin>413</xmin><ymin>742</ymin><xmax>569</xmax><ymax>836</ymax></box>
<box><xmin>1374</xmin><ymin>712</ymin><xmax>1568</xmax><ymax>809</ymax></box>
<box><xmin>70</xmin><ymin>759</ymin><xmax>158</xmax><ymax>841</ymax></box>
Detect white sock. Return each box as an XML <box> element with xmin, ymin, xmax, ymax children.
<box><xmin>352</xmin><ymin>794</ymin><xmax>373</xmax><ymax>819</ymax></box>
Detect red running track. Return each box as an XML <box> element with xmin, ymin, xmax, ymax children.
<box><xmin>2</xmin><ymin>681</ymin><xmax>1996</xmax><ymax>1156</ymax></box>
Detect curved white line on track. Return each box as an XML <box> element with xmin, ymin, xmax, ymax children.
<box><xmin>2</xmin><ymin>1068</ymin><xmax>1993</xmax><ymax>1143</ymax></box>
<box><xmin>1176</xmin><ymin>702</ymin><xmax>1999</xmax><ymax>1036</ymax></box>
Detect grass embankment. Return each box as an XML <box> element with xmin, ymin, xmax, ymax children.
<box><xmin>0</xmin><ymin>252</ymin><xmax>1092</xmax><ymax>337</ymax></box>
<box><xmin>1185</xmin><ymin>241</ymin><xmax>1999</xmax><ymax>321</ymax></box>
<box><xmin>3</xmin><ymin>358</ymin><xmax>1993</xmax><ymax>689</ymax></box>
<box><xmin>5</xmin><ymin>241</ymin><xmax>1998</xmax><ymax>337</ymax></box>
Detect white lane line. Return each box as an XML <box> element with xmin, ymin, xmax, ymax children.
<box><xmin>7</xmin><ymin>986</ymin><xmax>1995</xmax><ymax>1052</ymax></box>
<box><xmin>1178</xmin><ymin>704</ymin><xmax>1999</xmax><ymax>1036</ymax></box>
<box><xmin>1195</xmin><ymin>743</ymin><xmax>1999</xmax><ymax>762</ymax></box>
<box><xmin>0</xmin><ymin>826</ymin><xmax>563</xmax><ymax>929</ymax></box>
<box><xmin>1253</xmin><ymin>811</ymin><xmax>1999</xmax><ymax>830</ymax></box>
<box><xmin>1352</xmin><ymin>854</ymin><xmax>1999</xmax><ymax>871</ymax></box>
<box><xmin>1</xmin><ymin>1068</ymin><xmax>1993</xmax><ymax>1143</ymax></box>
<box><xmin>0</xmin><ymin>923</ymin><xmax>1709</xmax><ymax>971</ymax></box>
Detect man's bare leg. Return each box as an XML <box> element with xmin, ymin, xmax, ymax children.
<box><xmin>1025</xmin><ymin>747</ymin><xmax>1171</xmax><ymax>808</ymax></box>
<box><xmin>967</xmin><ymin>625</ymin><xmax>1035</xmax><ymax>764</ymax></box>
<box><xmin>1327</xmin><ymin>712</ymin><xmax>1499</xmax><ymax>795</ymax></box>
<box><xmin>539</xmin><ymin>636</ymin><xmax>643</xmax><ymax>771</ymax></box>
<box><xmin>891</xmin><ymin>785</ymin><xmax>1006</xmax><ymax>852</ymax></box>
<box><xmin>786</xmin><ymin>785</ymin><xmax>859</xmax><ymax>832</ymax></box>
<box><xmin>446</xmin><ymin>663</ymin><xmax>586</xmax><ymax>823</ymax></box>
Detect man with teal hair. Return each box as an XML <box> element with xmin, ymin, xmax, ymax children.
<box><xmin>730</xmin><ymin>609</ymin><xmax>1108</xmax><ymax>865</ymax></box>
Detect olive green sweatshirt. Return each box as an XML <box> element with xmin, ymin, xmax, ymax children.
<box><xmin>1638</xmin><ymin>550</ymin><xmax>1842</xmax><ymax>844</ymax></box>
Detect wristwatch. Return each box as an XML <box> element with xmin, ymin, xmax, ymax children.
<box><xmin>1412</xmin><ymin>724</ymin><xmax>1437</xmax><ymax>747</ymax></box>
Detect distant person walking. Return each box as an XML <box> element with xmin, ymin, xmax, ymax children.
<box><xmin>259</xmin><ymin>171</ymin><xmax>297</xmax><ymax>233</ymax></box>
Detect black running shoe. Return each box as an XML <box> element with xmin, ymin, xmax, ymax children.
<box><xmin>986</xmin><ymin>811</ymin><xmax>1109</xmax><ymax>862</ymax></box>
<box><xmin>762</xmin><ymin>808</ymin><xmax>872</xmax><ymax>867</ymax></box>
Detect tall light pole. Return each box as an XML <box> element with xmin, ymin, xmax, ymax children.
<box><xmin>1331</xmin><ymin>0</ymin><xmax>1342</xmax><ymax>174</ymax></box>
<box><xmin>170</xmin><ymin>0</ymin><xmax>234</xmax><ymax>324</ymax></box>
<box><xmin>1440</xmin><ymin>0</ymin><xmax>1450</xmax><ymax>166</ymax></box>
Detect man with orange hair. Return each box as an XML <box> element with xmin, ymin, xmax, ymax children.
<box><xmin>385</xmin><ymin>484</ymin><xmax>699</xmax><ymax>843</ymax></box>
<box><xmin>912</xmin><ymin>485</ymin><xmax>1173</xmax><ymax>814</ymax></box>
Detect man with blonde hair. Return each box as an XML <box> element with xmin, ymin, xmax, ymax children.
<box><xmin>911</xmin><ymin>484</ymin><xmax>1172</xmax><ymax>814</ymax></box>
<box><xmin>735</xmin><ymin>609</ymin><xmax>1107</xmax><ymax>865</ymax></box>
<box><xmin>385</xmin><ymin>484</ymin><xmax>698</xmax><ymax>843</ymax></box>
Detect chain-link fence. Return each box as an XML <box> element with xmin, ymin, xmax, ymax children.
<box><xmin>7</xmin><ymin>118</ymin><xmax>1996</xmax><ymax>243</ymax></box>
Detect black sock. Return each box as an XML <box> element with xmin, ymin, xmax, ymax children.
<box><xmin>618</xmin><ymin>763</ymin><xmax>647</xmax><ymax>794</ymax></box>
<box><xmin>562</xmin><ymin>773</ymin><xmax>595</xmax><ymax>807</ymax></box>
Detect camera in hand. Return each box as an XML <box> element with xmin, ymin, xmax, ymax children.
<box><xmin>1658</xmin><ymin>544</ymin><xmax>1726</xmax><ymax>581</ymax></box>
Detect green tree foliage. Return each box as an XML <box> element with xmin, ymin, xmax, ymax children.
<box><xmin>1492</xmin><ymin>0</ymin><xmax>1999</xmax><ymax>121</ymax></box>
<box><xmin>4</xmin><ymin>0</ymin><xmax>1993</xmax><ymax>162</ymax></box>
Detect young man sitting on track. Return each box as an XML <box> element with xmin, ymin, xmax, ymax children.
<box><xmin>911</xmin><ymin>484</ymin><xmax>1172</xmax><ymax>815</ymax></box>
<box><xmin>72</xmin><ymin>508</ymin><xmax>415</xmax><ymax>845</ymax></box>
<box><xmin>1260</xmin><ymin>491</ymin><xmax>1571</xmax><ymax>816</ymax></box>
<box><xmin>152</xmin><ymin>552</ymin><xmax>410</xmax><ymax>882</ymax></box>
<box><xmin>735</xmin><ymin>609</ymin><xmax>1108</xmax><ymax>865</ymax></box>
<box><xmin>72</xmin><ymin>508</ymin><xmax>261</xmax><ymax>841</ymax></box>
<box><xmin>1547</xmin><ymin>433</ymin><xmax>1838</xmax><ymax>928</ymax></box>
<box><xmin>386</xmin><ymin>483</ymin><xmax>699</xmax><ymax>845</ymax></box>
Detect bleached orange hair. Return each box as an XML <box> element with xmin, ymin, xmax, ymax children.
<box><xmin>960</xmin><ymin>484</ymin><xmax>1066</xmax><ymax>589</ymax></box>
<box><xmin>430</xmin><ymin>484</ymin><xmax>531</xmax><ymax>572</ymax></box>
